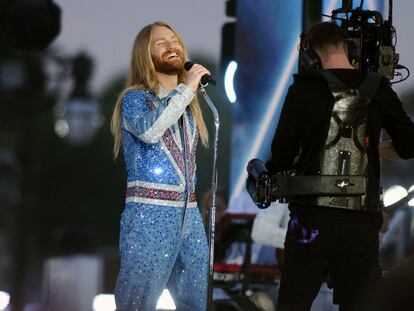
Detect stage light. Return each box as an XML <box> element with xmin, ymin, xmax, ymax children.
<box><xmin>224</xmin><ymin>61</ymin><xmax>238</xmax><ymax>103</ymax></box>
<box><xmin>156</xmin><ymin>289</ymin><xmax>176</xmax><ymax>310</ymax></box>
<box><xmin>383</xmin><ymin>185</ymin><xmax>408</xmax><ymax>207</ymax></box>
<box><xmin>93</xmin><ymin>294</ymin><xmax>116</xmax><ymax>311</ymax></box>
<box><xmin>0</xmin><ymin>291</ymin><xmax>10</xmax><ymax>311</ymax></box>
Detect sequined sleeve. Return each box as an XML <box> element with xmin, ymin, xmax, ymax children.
<box><xmin>122</xmin><ymin>84</ymin><xmax>194</xmax><ymax>143</ymax></box>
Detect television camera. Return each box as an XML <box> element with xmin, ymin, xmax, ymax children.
<box><xmin>299</xmin><ymin>0</ymin><xmax>408</xmax><ymax>83</ymax></box>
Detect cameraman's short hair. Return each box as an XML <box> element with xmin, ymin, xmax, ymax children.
<box><xmin>307</xmin><ymin>22</ymin><xmax>347</xmax><ymax>53</ymax></box>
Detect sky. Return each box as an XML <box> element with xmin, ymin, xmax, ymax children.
<box><xmin>51</xmin><ymin>0</ymin><xmax>414</xmax><ymax>96</ymax></box>
<box><xmin>52</xmin><ymin>0</ymin><xmax>232</xmax><ymax>93</ymax></box>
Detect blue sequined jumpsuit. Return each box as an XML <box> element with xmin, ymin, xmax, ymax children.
<box><xmin>115</xmin><ymin>84</ymin><xmax>208</xmax><ymax>311</ymax></box>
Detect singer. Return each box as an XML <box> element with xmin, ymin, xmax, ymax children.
<box><xmin>111</xmin><ymin>21</ymin><xmax>211</xmax><ymax>311</ymax></box>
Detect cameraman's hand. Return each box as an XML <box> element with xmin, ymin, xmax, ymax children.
<box><xmin>185</xmin><ymin>64</ymin><xmax>210</xmax><ymax>93</ymax></box>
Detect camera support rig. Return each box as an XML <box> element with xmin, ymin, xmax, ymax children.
<box><xmin>246</xmin><ymin>159</ymin><xmax>366</xmax><ymax>209</ymax></box>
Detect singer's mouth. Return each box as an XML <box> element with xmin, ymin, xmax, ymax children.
<box><xmin>165</xmin><ymin>52</ymin><xmax>180</xmax><ymax>60</ymax></box>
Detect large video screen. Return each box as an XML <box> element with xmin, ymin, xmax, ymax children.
<box><xmin>229</xmin><ymin>0</ymin><xmax>303</xmax><ymax>203</ymax></box>
<box><xmin>322</xmin><ymin>0</ymin><xmax>384</xmax><ymax>19</ymax></box>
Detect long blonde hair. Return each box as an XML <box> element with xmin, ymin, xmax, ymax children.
<box><xmin>111</xmin><ymin>21</ymin><xmax>208</xmax><ymax>158</ymax></box>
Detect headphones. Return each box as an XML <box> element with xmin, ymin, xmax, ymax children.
<box><xmin>298</xmin><ymin>32</ymin><xmax>322</xmax><ymax>72</ymax></box>
<box><xmin>298</xmin><ymin>32</ymin><xmax>358</xmax><ymax>73</ymax></box>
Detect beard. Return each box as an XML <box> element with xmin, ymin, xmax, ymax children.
<box><xmin>152</xmin><ymin>50</ymin><xmax>184</xmax><ymax>75</ymax></box>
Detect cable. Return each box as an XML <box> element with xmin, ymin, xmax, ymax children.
<box><xmin>390</xmin><ymin>65</ymin><xmax>410</xmax><ymax>84</ymax></box>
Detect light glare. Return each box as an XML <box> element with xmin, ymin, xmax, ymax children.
<box><xmin>409</xmin><ymin>185</ymin><xmax>414</xmax><ymax>207</ymax></box>
<box><xmin>0</xmin><ymin>291</ymin><xmax>10</xmax><ymax>311</ymax></box>
<box><xmin>383</xmin><ymin>185</ymin><xmax>408</xmax><ymax>207</ymax></box>
<box><xmin>224</xmin><ymin>61</ymin><xmax>238</xmax><ymax>103</ymax></box>
<box><xmin>154</xmin><ymin>167</ymin><xmax>163</xmax><ymax>175</ymax></box>
<box><xmin>156</xmin><ymin>289</ymin><xmax>176</xmax><ymax>310</ymax></box>
<box><xmin>93</xmin><ymin>294</ymin><xmax>116</xmax><ymax>311</ymax></box>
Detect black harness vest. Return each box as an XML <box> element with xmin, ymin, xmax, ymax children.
<box><xmin>295</xmin><ymin>70</ymin><xmax>382</xmax><ymax>211</ymax></box>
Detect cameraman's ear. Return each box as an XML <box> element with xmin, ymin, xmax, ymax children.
<box><xmin>313</xmin><ymin>47</ymin><xmax>323</xmax><ymax>61</ymax></box>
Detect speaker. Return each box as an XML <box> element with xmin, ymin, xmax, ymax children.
<box><xmin>1</xmin><ymin>0</ymin><xmax>61</xmax><ymax>51</ymax></box>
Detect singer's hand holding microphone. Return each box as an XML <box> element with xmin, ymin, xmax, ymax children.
<box><xmin>184</xmin><ymin>61</ymin><xmax>216</xmax><ymax>92</ymax></box>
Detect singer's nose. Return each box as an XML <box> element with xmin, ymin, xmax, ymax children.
<box><xmin>166</xmin><ymin>40</ymin><xmax>178</xmax><ymax>50</ymax></box>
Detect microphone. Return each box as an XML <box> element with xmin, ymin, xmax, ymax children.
<box><xmin>184</xmin><ymin>61</ymin><xmax>216</xmax><ymax>86</ymax></box>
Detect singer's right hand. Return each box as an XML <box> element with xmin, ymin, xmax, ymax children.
<box><xmin>185</xmin><ymin>64</ymin><xmax>210</xmax><ymax>92</ymax></box>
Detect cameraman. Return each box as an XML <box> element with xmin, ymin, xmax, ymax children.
<box><xmin>266</xmin><ymin>22</ymin><xmax>414</xmax><ymax>311</ymax></box>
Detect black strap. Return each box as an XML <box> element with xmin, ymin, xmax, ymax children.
<box><xmin>319</xmin><ymin>69</ymin><xmax>382</xmax><ymax>102</ymax></box>
<box><xmin>319</xmin><ymin>70</ymin><xmax>349</xmax><ymax>90</ymax></box>
<box><xmin>357</xmin><ymin>72</ymin><xmax>382</xmax><ymax>101</ymax></box>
